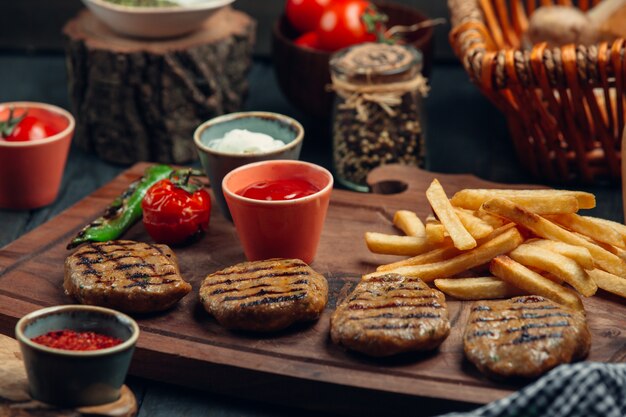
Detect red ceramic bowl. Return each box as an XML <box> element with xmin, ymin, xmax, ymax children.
<box><xmin>222</xmin><ymin>160</ymin><xmax>333</xmax><ymax>264</ymax></box>
<box><xmin>0</xmin><ymin>102</ymin><xmax>75</xmax><ymax>210</ymax></box>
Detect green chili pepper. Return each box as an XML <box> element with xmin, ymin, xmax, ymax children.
<box><xmin>67</xmin><ymin>164</ymin><xmax>203</xmax><ymax>249</ymax></box>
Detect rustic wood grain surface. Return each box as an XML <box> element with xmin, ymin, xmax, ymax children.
<box><xmin>0</xmin><ymin>55</ymin><xmax>623</xmax><ymax>416</ymax></box>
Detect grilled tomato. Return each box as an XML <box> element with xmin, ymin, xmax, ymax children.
<box><xmin>142</xmin><ymin>171</ymin><xmax>211</xmax><ymax>245</ymax></box>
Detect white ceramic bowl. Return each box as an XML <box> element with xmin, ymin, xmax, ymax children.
<box><xmin>82</xmin><ymin>0</ymin><xmax>235</xmax><ymax>39</ymax></box>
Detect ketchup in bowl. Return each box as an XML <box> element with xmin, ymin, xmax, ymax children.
<box><xmin>237</xmin><ymin>178</ymin><xmax>320</xmax><ymax>201</ymax></box>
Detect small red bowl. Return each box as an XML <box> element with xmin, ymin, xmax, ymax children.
<box><xmin>0</xmin><ymin>102</ymin><xmax>75</xmax><ymax>210</ymax></box>
<box><xmin>222</xmin><ymin>160</ymin><xmax>333</xmax><ymax>264</ymax></box>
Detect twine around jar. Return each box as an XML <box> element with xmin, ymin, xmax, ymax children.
<box><xmin>329</xmin><ymin>72</ymin><xmax>429</xmax><ymax>122</ymax></box>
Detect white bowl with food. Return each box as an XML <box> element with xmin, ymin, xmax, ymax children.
<box><xmin>81</xmin><ymin>0</ymin><xmax>235</xmax><ymax>39</ymax></box>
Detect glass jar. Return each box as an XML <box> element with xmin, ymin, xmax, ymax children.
<box><xmin>330</xmin><ymin>42</ymin><xmax>427</xmax><ymax>192</ymax></box>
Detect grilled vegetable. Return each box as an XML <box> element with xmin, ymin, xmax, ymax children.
<box><xmin>141</xmin><ymin>170</ymin><xmax>211</xmax><ymax>246</ymax></box>
<box><xmin>67</xmin><ymin>165</ymin><xmax>202</xmax><ymax>249</ymax></box>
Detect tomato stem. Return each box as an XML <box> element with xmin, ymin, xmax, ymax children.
<box><xmin>362</xmin><ymin>5</ymin><xmax>391</xmax><ymax>44</ymax></box>
<box><xmin>0</xmin><ymin>106</ymin><xmax>28</xmax><ymax>139</ymax></box>
<box><xmin>170</xmin><ymin>168</ymin><xmax>204</xmax><ymax>195</ymax></box>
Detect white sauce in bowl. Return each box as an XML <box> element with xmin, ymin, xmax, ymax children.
<box><xmin>207</xmin><ymin>129</ymin><xmax>285</xmax><ymax>154</ymax></box>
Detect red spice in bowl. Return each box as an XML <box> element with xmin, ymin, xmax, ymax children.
<box><xmin>31</xmin><ymin>329</ymin><xmax>123</xmax><ymax>351</ymax></box>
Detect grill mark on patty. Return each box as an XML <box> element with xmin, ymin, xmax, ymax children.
<box><xmin>209</xmin><ymin>279</ymin><xmax>309</xmax><ymax>295</ymax></box>
<box><xmin>210</xmin><ymin>261</ymin><xmax>307</xmax><ymax>277</ymax></box>
<box><xmin>362</xmin><ymin>322</ymin><xmax>439</xmax><ymax>330</ymax></box>
<box><xmin>521</xmin><ymin>312</ymin><xmax>572</xmax><ymax>319</ymax></box>
<box><xmin>509</xmin><ymin>305</ymin><xmax>558</xmax><ymax>311</ymax></box>
<box><xmin>506</xmin><ymin>332</ymin><xmax>564</xmax><ymax>345</ymax></box>
<box><xmin>468</xmin><ymin>330</ymin><xmax>496</xmax><ymax>338</ymax></box>
<box><xmin>127</xmin><ymin>271</ymin><xmax>177</xmax><ymax>280</ymax></box>
<box><xmin>115</xmin><ymin>262</ymin><xmax>157</xmax><ymax>272</ymax></box>
<box><xmin>472</xmin><ymin>312</ymin><xmax>571</xmax><ymax>323</ymax></box>
<box><xmin>514</xmin><ymin>295</ymin><xmax>545</xmax><ymax>303</ymax></box>
<box><xmin>238</xmin><ymin>292</ymin><xmax>307</xmax><ymax>308</ymax></box>
<box><xmin>347</xmin><ymin>312</ymin><xmax>442</xmax><ymax>321</ymax></box>
<box><xmin>472</xmin><ymin>316</ymin><xmax>516</xmax><ymax>323</ymax></box>
<box><xmin>222</xmin><ymin>288</ymin><xmax>307</xmax><ymax>302</ymax></box>
<box><xmin>124</xmin><ymin>278</ymin><xmax>177</xmax><ymax>289</ymax></box>
<box><xmin>347</xmin><ymin>301</ymin><xmax>443</xmax><ymax>310</ymax></box>
<box><xmin>203</xmin><ymin>270</ymin><xmax>310</xmax><ymax>287</ymax></box>
<box><xmin>506</xmin><ymin>321</ymin><xmax>570</xmax><ymax>333</ymax></box>
<box><xmin>348</xmin><ymin>294</ymin><xmax>437</xmax><ymax>303</ymax></box>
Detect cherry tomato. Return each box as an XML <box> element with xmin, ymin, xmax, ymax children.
<box><xmin>285</xmin><ymin>0</ymin><xmax>331</xmax><ymax>34</ymax></box>
<box><xmin>316</xmin><ymin>1</ymin><xmax>380</xmax><ymax>52</ymax></box>
<box><xmin>294</xmin><ymin>31</ymin><xmax>321</xmax><ymax>49</ymax></box>
<box><xmin>0</xmin><ymin>107</ymin><xmax>62</xmax><ymax>142</ymax></box>
<box><xmin>142</xmin><ymin>175</ymin><xmax>211</xmax><ymax>246</ymax></box>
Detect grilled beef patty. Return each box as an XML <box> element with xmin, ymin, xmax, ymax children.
<box><xmin>199</xmin><ymin>258</ymin><xmax>328</xmax><ymax>332</ymax></box>
<box><xmin>64</xmin><ymin>240</ymin><xmax>192</xmax><ymax>313</ymax></box>
<box><xmin>464</xmin><ymin>295</ymin><xmax>590</xmax><ymax>379</ymax></box>
<box><xmin>331</xmin><ymin>274</ymin><xmax>450</xmax><ymax>356</ymax></box>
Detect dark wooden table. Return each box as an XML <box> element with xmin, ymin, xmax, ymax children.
<box><xmin>0</xmin><ymin>53</ymin><xmax>622</xmax><ymax>416</ymax></box>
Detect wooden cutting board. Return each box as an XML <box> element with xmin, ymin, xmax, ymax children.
<box><xmin>0</xmin><ymin>333</ymin><xmax>136</xmax><ymax>416</ymax></box>
<box><xmin>0</xmin><ymin>163</ymin><xmax>624</xmax><ymax>415</ymax></box>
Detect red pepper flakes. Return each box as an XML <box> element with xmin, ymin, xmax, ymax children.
<box><xmin>31</xmin><ymin>329</ymin><xmax>123</xmax><ymax>351</ymax></box>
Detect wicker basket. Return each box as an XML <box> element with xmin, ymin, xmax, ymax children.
<box><xmin>448</xmin><ymin>0</ymin><xmax>624</xmax><ymax>183</ymax></box>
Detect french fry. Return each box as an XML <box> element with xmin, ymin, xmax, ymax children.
<box><xmin>376</xmin><ymin>224</ymin><xmax>515</xmax><ymax>272</ymax></box>
<box><xmin>570</xmin><ymin>232</ymin><xmax>626</xmax><ymax>265</ymax></box>
<box><xmin>434</xmin><ymin>277</ymin><xmax>525</xmax><ymax>300</ymax></box>
<box><xmin>364</xmin><ymin>227</ymin><xmax>523</xmax><ymax>282</ymax></box>
<box><xmin>476</xmin><ymin>207</ymin><xmax>506</xmax><ymax>228</ymax></box>
<box><xmin>547</xmin><ymin>213</ymin><xmax>625</xmax><ymax>249</ymax></box>
<box><xmin>482</xmin><ymin>197</ymin><xmax>626</xmax><ymax>277</ymax></box>
<box><xmin>365</xmin><ymin>232</ymin><xmax>434</xmax><ymax>256</ymax></box>
<box><xmin>587</xmin><ymin>269</ymin><xmax>626</xmax><ymax>298</ymax></box>
<box><xmin>451</xmin><ymin>189</ymin><xmax>593</xmax><ymax>212</ymax></box>
<box><xmin>393</xmin><ymin>210</ymin><xmax>426</xmax><ymax>237</ymax></box>
<box><xmin>426</xmin><ymin>179</ymin><xmax>476</xmax><ymax>250</ymax></box>
<box><xmin>490</xmin><ymin>256</ymin><xmax>584</xmax><ymax>311</ymax></box>
<box><xmin>425</xmin><ymin>217</ymin><xmax>446</xmax><ymax>244</ymax></box>
<box><xmin>509</xmin><ymin>244</ymin><xmax>597</xmax><ymax>296</ymax></box>
<box><xmin>526</xmin><ymin>239</ymin><xmax>594</xmax><ymax>270</ymax></box>
<box><xmin>377</xmin><ymin>244</ymin><xmax>460</xmax><ymax>271</ymax></box>
<box><xmin>454</xmin><ymin>207</ymin><xmax>494</xmax><ymax>239</ymax></box>
<box><xmin>588</xmin><ymin>217</ymin><xmax>626</xmax><ymax>242</ymax></box>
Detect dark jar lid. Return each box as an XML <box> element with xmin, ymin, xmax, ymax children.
<box><xmin>329</xmin><ymin>42</ymin><xmax>423</xmax><ymax>85</ymax></box>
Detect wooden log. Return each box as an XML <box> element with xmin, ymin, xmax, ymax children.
<box><xmin>63</xmin><ymin>8</ymin><xmax>256</xmax><ymax>164</ymax></box>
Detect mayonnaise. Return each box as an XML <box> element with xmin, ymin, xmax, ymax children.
<box><xmin>207</xmin><ymin>129</ymin><xmax>285</xmax><ymax>154</ymax></box>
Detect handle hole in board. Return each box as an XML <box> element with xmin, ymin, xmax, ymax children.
<box><xmin>370</xmin><ymin>180</ymin><xmax>408</xmax><ymax>195</ymax></box>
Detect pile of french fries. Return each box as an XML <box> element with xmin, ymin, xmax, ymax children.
<box><xmin>364</xmin><ymin>179</ymin><xmax>626</xmax><ymax>311</ymax></box>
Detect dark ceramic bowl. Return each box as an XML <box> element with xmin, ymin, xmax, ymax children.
<box><xmin>272</xmin><ymin>1</ymin><xmax>435</xmax><ymax>119</ymax></box>
<box><xmin>15</xmin><ymin>305</ymin><xmax>139</xmax><ymax>407</ymax></box>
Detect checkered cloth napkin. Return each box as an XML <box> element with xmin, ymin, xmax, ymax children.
<box><xmin>441</xmin><ymin>363</ymin><xmax>626</xmax><ymax>417</ymax></box>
